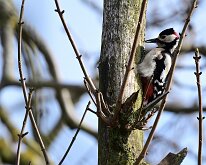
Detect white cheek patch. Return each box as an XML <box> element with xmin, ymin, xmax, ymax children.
<box><xmin>164</xmin><ymin>34</ymin><xmax>177</xmax><ymax>43</ymax></box>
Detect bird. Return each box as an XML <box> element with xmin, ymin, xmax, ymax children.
<box><xmin>137</xmin><ymin>28</ymin><xmax>179</xmax><ymax>105</ymax></box>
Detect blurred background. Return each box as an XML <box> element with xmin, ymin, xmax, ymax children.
<box><xmin>0</xmin><ymin>0</ymin><xmax>206</xmax><ymax>164</ymax></box>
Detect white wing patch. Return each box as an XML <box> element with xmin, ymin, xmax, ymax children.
<box><xmin>137</xmin><ymin>48</ymin><xmax>165</xmax><ymax>77</ymax></box>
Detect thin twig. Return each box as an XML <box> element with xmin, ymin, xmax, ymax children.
<box><xmin>18</xmin><ymin>0</ymin><xmax>27</xmax><ymax>104</ymax></box>
<box><xmin>193</xmin><ymin>48</ymin><xmax>204</xmax><ymax>165</ymax></box>
<box><xmin>16</xmin><ymin>88</ymin><xmax>34</xmax><ymax>165</ymax></box>
<box><xmin>144</xmin><ymin>108</ymin><xmax>158</xmax><ymax>121</ymax></box>
<box><xmin>99</xmin><ymin>92</ymin><xmax>112</xmax><ymax>116</ymax></box>
<box><xmin>54</xmin><ymin>0</ymin><xmax>112</xmax><ymax>126</ymax></box>
<box><xmin>54</xmin><ymin>0</ymin><xmax>96</xmax><ymax>94</ymax></box>
<box><xmin>17</xmin><ymin>1</ymin><xmax>50</xmax><ymax>164</ymax></box>
<box><xmin>87</xmin><ymin>108</ymin><xmax>97</xmax><ymax>115</ymax></box>
<box><xmin>96</xmin><ymin>92</ymin><xmax>111</xmax><ymax>125</ymax></box>
<box><xmin>112</xmin><ymin>0</ymin><xmax>147</xmax><ymax>122</ymax></box>
<box><xmin>58</xmin><ymin>101</ymin><xmax>91</xmax><ymax>165</ymax></box>
<box><xmin>84</xmin><ymin>79</ymin><xmax>96</xmax><ymax>106</ymax></box>
<box><xmin>134</xmin><ymin>0</ymin><xmax>198</xmax><ymax>164</ymax></box>
<box><xmin>16</xmin><ymin>1</ymin><xmax>29</xmax><ymax>164</ymax></box>
<box><xmin>28</xmin><ymin>110</ymin><xmax>50</xmax><ymax>164</ymax></box>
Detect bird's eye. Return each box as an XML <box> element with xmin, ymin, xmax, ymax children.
<box><xmin>160</xmin><ymin>35</ymin><xmax>166</xmax><ymax>39</ymax></box>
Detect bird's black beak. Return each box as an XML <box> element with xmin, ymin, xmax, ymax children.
<box><xmin>145</xmin><ymin>38</ymin><xmax>158</xmax><ymax>43</ymax></box>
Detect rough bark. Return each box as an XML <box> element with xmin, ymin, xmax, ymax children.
<box><xmin>98</xmin><ymin>0</ymin><xmax>146</xmax><ymax>164</ymax></box>
<box><xmin>158</xmin><ymin>148</ymin><xmax>188</xmax><ymax>165</ymax></box>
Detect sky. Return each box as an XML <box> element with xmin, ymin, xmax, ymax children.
<box><xmin>11</xmin><ymin>0</ymin><xmax>102</xmax><ymax>164</ymax></box>
<box><xmin>1</xmin><ymin>0</ymin><xmax>206</xmax><ymax>164</ymax></box>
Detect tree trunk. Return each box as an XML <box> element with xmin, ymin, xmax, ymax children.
<box><xmin>98</xmin><ymin>0</ymin><xmax>146</xmax><ymax>164</ymax></box>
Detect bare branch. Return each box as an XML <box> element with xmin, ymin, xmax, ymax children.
<box><xmin>16</xmin><ymin>88</ymin><xmax>34</xmax><ymax>165</ymax></box>
<box><xmin>193</xmin><ymin>48</ymin><xmax>204</xmax><ymax>165</ymax></box>
<box><xmin>99</xmin><ymin>92</ymin><xmax>112</xmax><ymax>117</ymax></box>
<box><xmin>58</xmin><ymin>101</ymin><xmax>91</xmax><ymax>165</ymax></box>
<box><xmin>16</xmin><ymin>1</ymin><xmax>49</xmax><ymax>164</ymax></box>
<box><xmin>17</xmin><ymin>0</ymin><xmax>27</xmax><ymax>104</ymax></box>
<box><xmin>135</xmin><ymin>0</ymin><xmax>198</xmax><ymax>164</ymax></box>
<box><xmin>84</xmin><ymin>79</ymin><xmax>97</xmax><ymax>106</ymax></box>
<box><xmin>54</xmin><ymin>0</ymin><xmax>97</xmax><ymax>94</ymax></box>
<box><xmin>96</xmin><ymin>92</ymin><xmax>111</xmax><ymax>125</ymax></box>
<box><xmin>54</xmin><ymin>0</ymin><xmax>112</xmax><ymax>126</ymax></box>
<box><xmin>16</xmin><ymin>1</ymin><xmax>29</xmax><ymax>164</ymax></box>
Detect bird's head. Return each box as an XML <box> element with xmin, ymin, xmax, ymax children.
<box><xmin>145</xmin><ymin>28</ymin><xmax>179</xmax><ymax>52</ymax></box>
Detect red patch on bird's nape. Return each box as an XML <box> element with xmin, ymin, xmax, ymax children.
<box><xmin>174</xmin><ymin>31</ymin><xmax>179</xmax><ymax>39</ymax></box>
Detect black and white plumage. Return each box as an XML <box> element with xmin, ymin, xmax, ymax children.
<box><xmin>138</xmin><ymin>28</ymin><xmax>179</xmax><ymax>105</ymax></box>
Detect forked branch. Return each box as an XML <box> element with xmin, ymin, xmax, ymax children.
<box><xmin>17</xmin><ymin>0</ymin><xmax>49</xmax><ymax>164</ymax></box>
<box><xmin>54</xmin><ymin>0</ymin><xmax>113</xmax><ymax>126</ymax></box>
<box><xmin>54</xmin><ymin>0</ymin><xmax>96</xmax><ymax>94</ymax></box>
<box><xmin>16</xmin><ymin>88</ymin><xmax>34</xmax><ymax>165</ymax></box>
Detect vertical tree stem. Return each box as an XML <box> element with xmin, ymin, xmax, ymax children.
<box><xmin>113</xmin><ymin>0</ymin><xmax>148</xmax><ymax>122</ymax></box>
<box><xmin>193</xmin><ymin>48</ymin><xmax>203</xmax><ymax>165</ymax></box>
<box><xmin>98</xmin><ymin>0</ymin><xmax>146</xmax><ymax>164</ymax></box>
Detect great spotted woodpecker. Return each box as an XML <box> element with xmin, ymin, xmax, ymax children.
<box><xmin>138</xmin><ymin>28</ymin><xmax>179</xmax><ymax>105</ymax></box>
